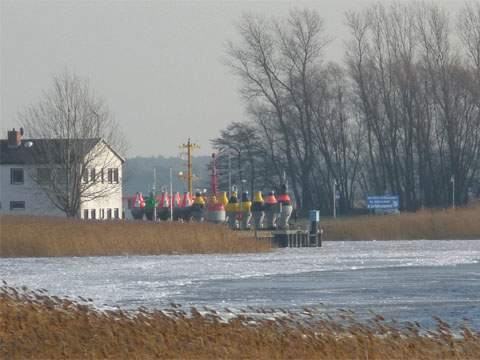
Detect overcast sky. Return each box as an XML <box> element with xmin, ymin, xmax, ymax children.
<box><xmin>1</xmin><ymin>0</ymin><xmax>464</xmax><ymax>157</ymax></box>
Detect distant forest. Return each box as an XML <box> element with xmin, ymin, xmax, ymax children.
<box><xmin>212</xmin><ymin>2</ymin><xmax>480</xmax><ymax>214</ymax></box>
<box><xmin>123</xmin><ymin>156</ymin><xmax>211</xmax><ymax>196</ymax></box>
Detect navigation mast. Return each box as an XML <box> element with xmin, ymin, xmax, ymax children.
<box><xmin>179</xmin><ymin>138</ymin><xmax>200</xmax><ymax>195</ymax></box>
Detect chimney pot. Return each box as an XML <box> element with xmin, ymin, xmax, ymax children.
<box><xmin>7</xmin><ymin>128</ymin><xmax>23</xmax><ymax>147</ymax></box>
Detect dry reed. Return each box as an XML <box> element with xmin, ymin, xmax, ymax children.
<box><xmin>0</xmin><ymin>284</ymin><xmax>478</xmax><ymax>359</ymax></box>
<box><xmin>0</xmin><ymin>215</ymin><xmax>270</xmax><ymax>257</ymax></box>
<box><xmin>322</xmin><ymin>206</ymin><xmax>480</xmax><ymax>241</ymax></box>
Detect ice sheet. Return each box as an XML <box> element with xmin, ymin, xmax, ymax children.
<box><xmin>1</xmin><ymin>240</ymin><xmax>479</xmax><ymax>329</ymax></box>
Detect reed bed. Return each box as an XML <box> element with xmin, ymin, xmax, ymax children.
<box><xmin>0</xmin><ymin>284</ymin><xmax>478</xmax><ymax>359</ymax></box>
<box><xmin>322</xmin><ymin>206</ymin><xmax>480</xmax><ymax>241</ymax></box>
<box><xmin>0</xmin><ymin>215</ymin><xmax>270</xmax><ymax>257</ymax></box>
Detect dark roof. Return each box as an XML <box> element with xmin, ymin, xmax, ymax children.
<box><xmin>0</xmin><ymin>138</ymin><xmax>102</xmax><ymax>165</ymax></box>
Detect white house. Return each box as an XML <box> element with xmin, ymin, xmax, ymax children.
<box><xmin>0</xmin><ymin>128</ymin><xmax>124</xmax><ymax>219</ymax></box>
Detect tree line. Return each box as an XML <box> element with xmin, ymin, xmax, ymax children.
<box><xmin>212</xmin><ymin>2</ymin><xmax>480</xmax><ymax>214</ymax></box>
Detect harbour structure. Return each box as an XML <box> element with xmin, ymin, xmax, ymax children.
<box><xmin>238</xmin><ymin>191</ymin><xmax>252</xmax><ymax>230</ymax></box>
<box><xmin>130</xmin><ymin>193</ymin><xmax>145</xmax><ymax>220</ymax></box>
<box><xmin>206</xmin><ymin>153</ymin><xmax>226</xmax><ymax>223</ymax></box>
<box><xmin>129</xmin><ymin>184</ymin><xmax>299</xmax><ymax>229</ymax></box>
<box><xmin>225</xmin><ymin>190</ymin><xmax>240</xmax><ymax>229</ymax></box>
<box><xmin>125</xmin><ymin>146</ymin><xmax>321</xmax><ymax>247</ymax></box>
<box><xmin>128</xmin><ymin>152</ymin><xmax>294</xmax><ymax>230</ymax></box>
<box><xmin>178</xmin><ymin>138</ymin><xmax>200</xmax><ymax>196</ymax></box>
<box><xmin>246</xmin><ymin>210</ymin><xmax>322</xmax><ymax>247</ymax></box>
<box><xmin>277</xmin><ymin>183</ymin><xmax>293</xmax><ymax>230</ymax></box>
<box><xmin>144</xmin><ymin>192</ymin><xmax>156</xmax><ymax>220</ymax></box>
<box><xmin>263</xmin><ymin>191</ymin><xmax>279</xmax><ymax>229</ymax></box>
<box><xmin>251</xmin><ymin>191</ymin><xmax>265</xmax><ymax>229</ymax></box>
<box><xmin>127</xmin><ymin>189</ymin><xmax>321</xmax><ymax>248</ymax></box>
<box><xmin>255</xmin><ymin>229</ymin><xmax>322</xmax><ymax>248</ymax></box>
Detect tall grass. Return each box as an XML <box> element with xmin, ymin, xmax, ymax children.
<box><xmin>0</xmin><ymin>215</ymin><xmax>270</xmax><ymax>257</ymax></box>
<box><xmin>322</xmin><ymin>206</ymin><xmax>480</xmax><ymax>241</ymax></box>
<box><xmin>1</xmin><ymin>284</ymin><xmax>478</xmax><ymax>359</ymax></box>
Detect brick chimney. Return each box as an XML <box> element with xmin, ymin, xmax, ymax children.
<box><xmin>7</xmin><ymin>128</ymin><xmax>23</xmax><ymax>147</ymax></box>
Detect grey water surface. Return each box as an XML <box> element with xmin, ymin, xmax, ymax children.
<box><xmin>1</xmin><ymin>240</ymin><xmax>479</xmax><ymax>330</ymax></box>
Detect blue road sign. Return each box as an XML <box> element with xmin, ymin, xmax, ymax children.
<box><xmin>367</xmin><ymin>195</ymin><xmax>400</xmax><ymax>210</ymax></box>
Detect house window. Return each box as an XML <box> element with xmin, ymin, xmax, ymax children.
<box><xmin>107</xmin><ymin>208</ymin><xmax>112</xmax><ymax>219</ymax></box>
<box><xmin>100</xmin><ymin>208</ymin><xmax>105</xmax><ymax>219</ymax></box>
<box><xmin>37</xmin><ymin>168</ymin><xmax>51</xmax><ymax>184</ymax></box>
<box><xmin>113</xmin><ymin>168</ymin><xmax>119</xmax><ymax>183</ymax></box>
<box><xmin>108</xmin><ymin>169</ymin><xmax>113</xmax><ymax>183</ymax></box>
<box><xmin>83</xmin><ymin>209</ymin><xmax>89</xmax><ymax>219</ymax></box>
<box><xmin>100</xmin><ymin>168</ymin><xmax>104</xmax><ymax>183</ymax></box>
<box><xmin>10</xmin><ymin>168</ymin><xmax>24</xmax><ymax>184</ymax></box>
<box><xmin>91</xmin><ymin>209</ymin><xmax>96</xmax><ymax>220</ymax></box>
<box><xmin>10</xmin><ymin>201</ymin><xmax>25</xmax><ymax>210</ymax></box>
<box><xmin>91</xmin><ymin>168</ymin><xmax>96</xmax><ymax>183</ymax></box>
<box><xmin>114</xmin><ymin>208</ymin><xmax>119</xmax><ymax>219</ymax></box>
<box><xmin>83</xmin><ymin>169</ymin><xmax>89</xmax><ymax>183</ymax></box>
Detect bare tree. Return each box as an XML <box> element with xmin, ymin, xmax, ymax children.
<box><xmin>225</xmin><ymin>12</ymin><xmax>301</xmax><ymax>202</ymax></box>
<box><xmin>344</xmin><ymin>2</ymin><xmax>480</xmax><ymax>209</ymax></box>
<box><xmin>458</xmin><ymin>2</ymin><xmax>480</xmax><ymax>73</ymax></box>
<box><xmin>226</xmin><ymin>9</ymin><xmax>333</xmax><ymax>209</ymax></box>
<box><xmin>19</xmin><ymin>71</ymin><xmax>126</xmax><ymax>217</ymax></box>
<box><xmin>220</xmin><ymin>3</ymin><xmax>480</xmax><ymax>214</ymax></box>
<box><xmin>311</xmin><ymin>63</ymin><xmax>364</xmax><ymax>213</ymax></box>
<box><xmin>458</xmin><ymin>2</ymin><xmax>480</xmax><ymax>198</ymax></box>
<box><xmin>211</xmin><ymin>121</ymin><xmax>264</xmax><ymax>195</ymax></box>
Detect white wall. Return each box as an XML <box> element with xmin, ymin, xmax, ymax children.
<box><xmin>79</xmin><ymin>142</ymin><xmax>123</xmax><ymax>220</ymax></box>
<box><xmin>0</xmin><ymin>141</ymin><xmax>124</xmax><ymax>219</ymax></box>
<box><xmin>0</xmin><ymin>164</ymin><xmax>65</xmax><ymax>216</ymax></box>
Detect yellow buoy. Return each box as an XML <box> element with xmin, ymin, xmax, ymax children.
<box><xmin>254</xmin><ymin>191</ymin><xmax>264</xmax><ymax>203</ymax></box>
<box><xmin>193</xmin><ymin>194</ymin><xmax>205</xmax><ymax>206</ymax></box>
<box><xmin>220</xmin><ymin>191</ymin><xmax>229</xmax><ymax>206</ymax></box>
<box><xmin>240</xmin><ymin>192</ymin><xmax>252</xmax><ymax>213</ymax></box>
<box><xmin>225</xmin><ymin>191</ymin><xmax>239</xmax><ymax>212</ymax></box>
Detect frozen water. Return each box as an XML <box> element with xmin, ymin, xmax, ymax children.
<box><xmin>1</xmin><ymin>240</ymin><xmax>479</xmax><ymax>329</ymax></box>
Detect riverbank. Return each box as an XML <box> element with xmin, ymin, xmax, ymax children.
<box><xmin>1</xmin><ymin>285</ymin><xmax>478</xmax><ymax>359</ymax></box>
<box><xmin>1</xmin><ymin>205</ymin><xmax>478</xmax><ymax>258</ymax></box>
<box><xmin>0</xmin><ymin>215</ymin><xmax>270</xmax><ymax>257</ymax></box>
<box><xmin>322</xmin><ymin>205</ymin><xmax>480</xmax><ymax>241</ymax></box>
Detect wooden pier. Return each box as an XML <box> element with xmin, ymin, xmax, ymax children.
<box><xmin>253</xmin><ymin>229</ymin><xmax>321</xmax><ymax>248</ymax></box>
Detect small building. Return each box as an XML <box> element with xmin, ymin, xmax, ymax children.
<box><xmin>0</xmin><ymin>128</ymin><xmax>124</xmax><ymax>219</ymax></box>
